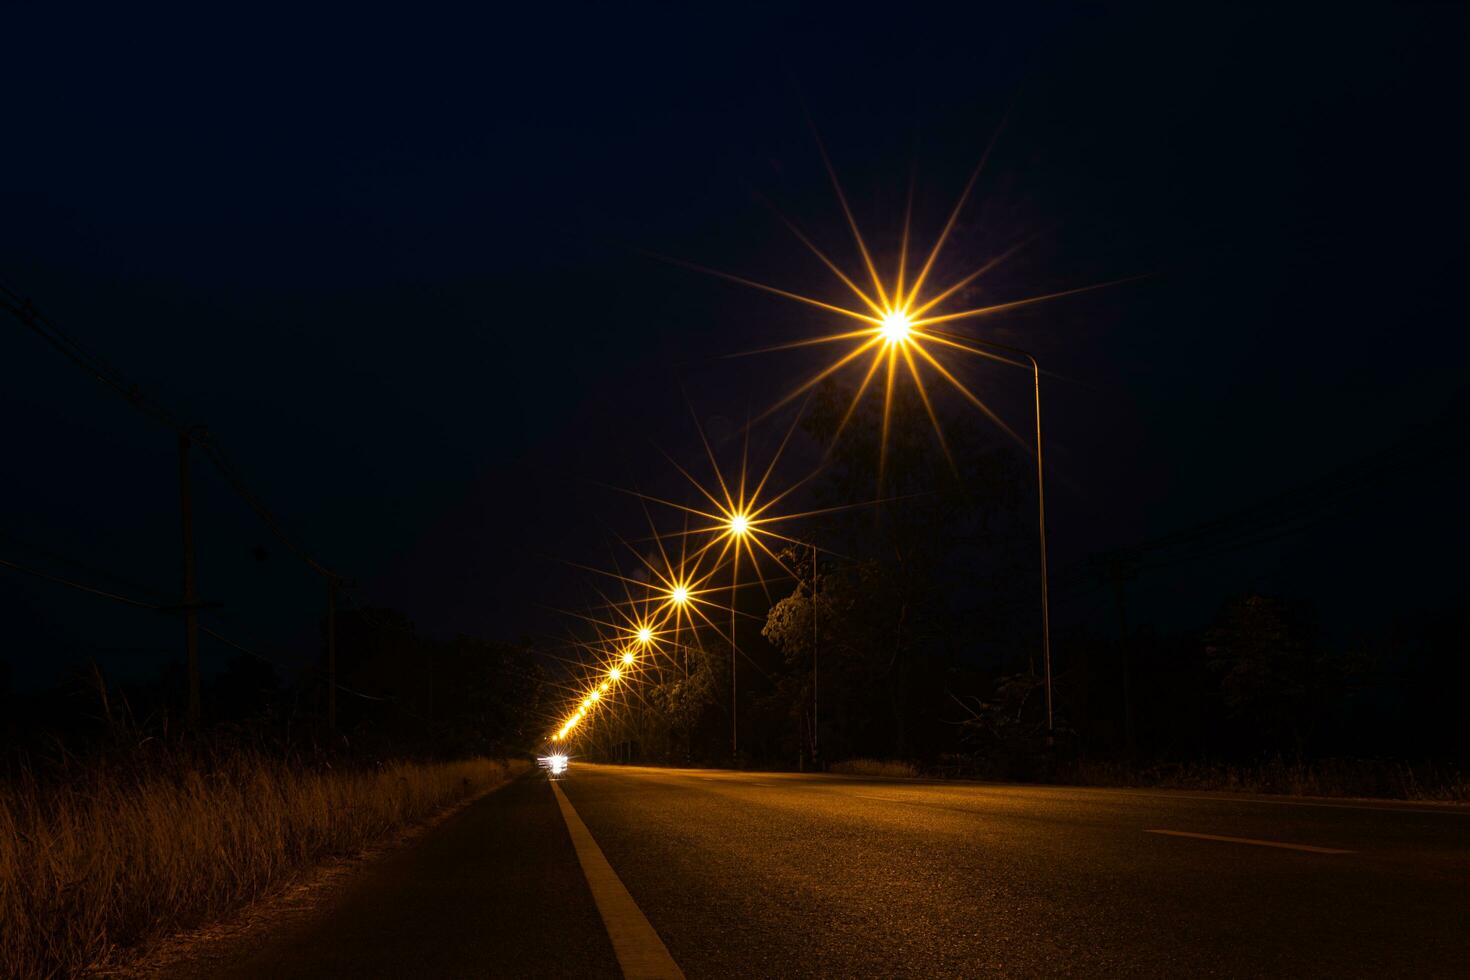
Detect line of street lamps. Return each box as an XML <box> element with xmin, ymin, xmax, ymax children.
<box><xmin>549</xmin><ymin>316</ymin><xmax>1057</xmax><ymax>756</ymax></box>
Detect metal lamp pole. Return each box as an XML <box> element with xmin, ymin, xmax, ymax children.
<box><xmin>731</xmin><ymin>606</ymin><xmax>739</xmax><ymax>766</ymax></box>
<box><xmin>946</xmin><ymin>335</ymin><xmax>1053</xmax><ymax>733</ymax></box>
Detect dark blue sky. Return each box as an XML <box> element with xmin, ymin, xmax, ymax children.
<box><xmin>3</xmin><ymin>3</ymin><xmax>1466</xmax><ymax>687</ymax></box>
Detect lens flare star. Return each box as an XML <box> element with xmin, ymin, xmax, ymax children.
<box><xmin>880</xmin><ymin>309</ymin><xmax>913</xmax><ymax>345</ymax></box>
<box><xmin>675</xmin><ymin>129</ymin><xmax>1135</xmax><ymax>489</ymax></box>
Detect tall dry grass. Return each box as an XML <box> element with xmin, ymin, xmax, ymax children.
<box><xmin>0</xmin><ymin>751</ymin><xmax>526</xmax><ymax>979</ymax></box>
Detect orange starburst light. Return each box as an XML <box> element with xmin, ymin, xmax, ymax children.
<box><xmin>679</xmin><ymin>129</ymin><xmax>1134</xmax><ymax>486</ymax></box>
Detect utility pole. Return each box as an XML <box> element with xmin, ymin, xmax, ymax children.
<box><xmin>178</xmin><ymin>430</ymin><xmax>201</xmax><ymax>728</ymax></box>
<box><xmin>683</xmin><ymin>642</ymin><xmax>692</xmax><ymax>766</ymax></box>
<box><xmin>1114</xmin><ymin>568</ymin><xmax>1132</xmax><ymax>758</ymax></box>
<box><xmin>731</xmin><ymin>606</ymin><xmax>738</xmax><ymax>767</ymax></box>
<box><xmin>427</xmin><ymin>642</ymin><xmax>436</xmax><ymax>725</ymax></box>
<box><xmin>326</xmin><ymin>574</ymin><xmax>338</xmax><ymax>733</ymax></box>
<box><xmin>811</xmin><ymin>540</ymin><xmax>819</xmax><ymax>771</ymax></box>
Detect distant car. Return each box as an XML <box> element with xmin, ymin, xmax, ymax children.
<box><xmin>537</xmin><ymin>753</ymin><xmax>569</xmax><ymax>778</ymax></box>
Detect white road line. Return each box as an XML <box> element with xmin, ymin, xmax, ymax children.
<box><xmin>1130</xmin><ymin>791</ymin><xmax>1470</xmax><ymax>816</ymax></box>
<box><xmin>551</xmin><ymin>780</ymin><xmax>685</xmax><ymax>980</ymax></box>
<box><xmin>1145</xmin><ymin>829</ymin><xmax>1355</xmax><ymax>854</ymax></box>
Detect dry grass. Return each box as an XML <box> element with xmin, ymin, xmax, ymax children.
<box><xmin>830</xmin><ymin>758</ymin><xmax>920</xmax><ymax>778</ymax></box>
<box><xmin>0</xmin><ymin>752</ymin><xmax>526</xmax><ymax>979</ymax></box>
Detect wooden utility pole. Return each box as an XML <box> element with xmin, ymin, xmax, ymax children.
<box><xmin>327</xmin><ymin>574</ymin><xmax>338</xmax><ymax>732</ymax></box>
<box><xmin>178</xmin><ymin>430</ymin><xmax>201</xmax><ymax>727</ymax></box>
<box><xmin>1112</xmin><ymin>565</ymin><xmax>1132</xmax><ymax>757</ymax></box>
<box><xmin>811</xmin><ymin>540</ymin><xmax>819</xmax><ymax>771</ymax></box>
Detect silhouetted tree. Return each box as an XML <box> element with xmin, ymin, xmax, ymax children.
<box><xmin>760</xmin><ymin>380</ymin><xmax>1033</xmax><ymax>765</ymax></box>
<box><xmin>1203</xmin><ymin>594</ymin><xmax>1350</xmax><ymax>756</ymax></box>
<box><xmin>647</xmin><ymin>641</ymin><xmax>720</xmax><ymax>762</ymax></box>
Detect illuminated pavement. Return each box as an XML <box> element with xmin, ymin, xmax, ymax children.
<box><xmin>173</xmin><ymin>764</ymin><xmax>1470</xmax><ymax>978</ymax></box>
<box><xmin>560</xmin><ymin>765</ymin><xmax>1469</xmax><ymax>977</ymax></box>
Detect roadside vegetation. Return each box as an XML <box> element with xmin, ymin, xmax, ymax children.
<box><xmin>1</xmin><ymin>623</ymin><xmax>547</xmax><ymax>979</ymax></box>
<box><xmin>828</xmin><ymin>755</ymin><xmax>1466</xmax><ymax>801</ymax></box>
<box><xmin>0</xmin><ymin>744</ymin><xmax>525</xmax><ymax>979</ymax></box>
<box><xmin>1063</xmin><ymin>757</ymin><xmax>1470</xmax><ymax>802</ymax></box>
<box><xmin>830</xmin><ymin>759</ymin><xmax>920</xmax><ymax>778</ymax></box>
<box><xmin>559</xmin><ymin>390</ymin><xmax>1466</xmax><ymax>806</ymax></box>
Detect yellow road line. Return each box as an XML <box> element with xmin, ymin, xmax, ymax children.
<box><xmin>1145</xmin><ymin>829</ymin><xmax>1355</xmax><ymax>854</ymax></box>
<box><xmin>551</xmin><ymin>780</ymin><xmax>685</xmax><ymax>979</ymax></box>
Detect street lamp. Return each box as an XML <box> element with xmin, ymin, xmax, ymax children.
<box><xmin>664</xmin><ymin>142</ymin><xmax>1134</xmax><ymax>743</ymax></box>
<box><xmin>724</xmin><ymin>512</ymin><xmax>752</xmax><ymax>765</ymax></box>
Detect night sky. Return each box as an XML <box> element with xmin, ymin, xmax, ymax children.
<box><xmin>3</xmin><ymin>4</ymin><xmax>1466</xmax><ymax>689</ymax></box>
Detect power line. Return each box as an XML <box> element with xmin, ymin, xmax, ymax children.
<box><xmin>0</xmin><ymin>528</ymin><xmax>175</xmax><ymax>604</ymax></box>
<box><xmin>195</xmin><ymin>434</ymin><xmax>340</xmax><ymax>580</ymax></box>
<box><xmin>3</xmin><ymin>281</ymin><xmax>356</xmax><ymax>726</ymax></box>
<box><xmin>1051</xmin><ymin>414</ymin><xmax>1457</xmax><ymax>598</ymax></box>
<box><xmin>0</xmin><ymin>284</ymin><xmax>182</xmax><ymax>430</ymax></box>
<box><xmin>1</xmin><ymin>283</ymin><xmax>341</xmax><ymax>581</ymax></box>
<box><xmin>0</xmin><ymin>556</ymin><xmax>160</xmax><ymax>610</ymax></box>
<box><xmin>0</xmin><ymin>550</ymin><xmax>394</xmax><ymax>706</ymax></box>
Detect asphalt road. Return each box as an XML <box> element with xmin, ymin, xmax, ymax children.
<box><xmin>171</xmin><ymin>764</ymin><xmax>1470</xmax><ymax>978</ymax></box>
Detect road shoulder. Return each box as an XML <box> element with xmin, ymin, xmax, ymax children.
<box><xmin>118</xmin><ymin>773</ymin><xmax>618</xmax><ymax>979</ymax></box>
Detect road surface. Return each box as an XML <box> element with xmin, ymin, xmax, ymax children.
<box><xmin>169</xmin><ymin>764</ymin><xmax>1470</xmax><ymax>978</ymax></box>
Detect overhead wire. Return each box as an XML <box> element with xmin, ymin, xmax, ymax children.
<box><xmin>1</xmin><ymin>283</ymin><xmax>342</xmax><ymax>582</ymax></box>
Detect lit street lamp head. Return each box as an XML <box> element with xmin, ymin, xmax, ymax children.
<box><xmin>637</xmin><ymin>626</ymin><xmax>653</xmax><ymax>644</ymax></box>
<box><xmin>669</xmin><ymin>584</ymin><xmax>689</xmax><ymax>606</ymax></box>
<box><xmin>880</xmin><ymin>308</ymin><xmax>912</xmax><ymax>345</ymax></box>
<box><xmin>622</xmin><ymin>650</ymin><xmax>636</xmax><ymax>665</ymax></box>
<box><xmin>727</xmin><ymin>512</ymin><xmax>750</xmax><ymax>537</ymax></box>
